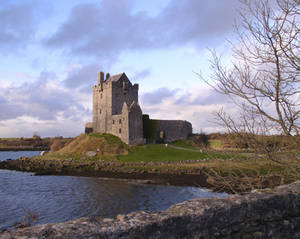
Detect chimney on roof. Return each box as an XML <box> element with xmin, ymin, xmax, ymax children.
<box><xmin>98</xmin><ymin>72</ymin><xmax>104</xmax><ymax>90</ymax></box>
<box><xmin>106</xmin><ymin>73</ymin><xmax>110</xmax><ymax>81</ymax></box>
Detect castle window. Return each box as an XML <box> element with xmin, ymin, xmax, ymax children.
<box><xmin>119</xmin><ymin>128</ymin><xmax>121</xmax><ymax>134</ymax></box>
<box><xmin>100</xmin><ymin>109</ymin><xmax>102</xmax><ymax>114</ymax></box>
<box><xmin>112</xmin><ymin>120</ymin><xmax>115</xmax><ymax>124</ymax></box>
<box><xmin>119</xmin><ymin>119</ymin><xmax>122</xmax><ymax>124</ymax></box>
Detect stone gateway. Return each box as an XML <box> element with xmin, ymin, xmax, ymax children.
<box><xmin>85</xmin><ymin>72</ymin><xmax>192</xmax><ymax>144</ymax></box>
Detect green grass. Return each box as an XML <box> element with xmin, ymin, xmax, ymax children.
<box><xmin>89</xmin><ymin>133</ymin><xmax>125</xmax><ymax>145</ymax></box>
<box><xmin>56</xmin><ymin>133</ymin><xmax>128</xmax><ymax>156</ymax></box>
<box><xmin>170</xmin><ymin>139</ymin><xmax>199</xmax><ymax>150</ymax></box>
<box><xmin>89</xmin><ymin>133</ymin><xmax>128</xmax><ymax>150</ymax></box>
<box><xmin>40</xmin><ymin>152</ymin><xmax>80</xmax><ymax>160</ymax></box>
<box><xmin>0</xmin><ymin>138</ymin><xmax>20</xmax><ymax>141</ymax></box>
<box><xmin>44</xmin><ymin>151</ymin><xmax>118</xmax><ymax>162</ymax></box>
<box><xmin>117</xmin><ymin>144</ymin><xmax>237</xmax><ymax>162</ymax></box>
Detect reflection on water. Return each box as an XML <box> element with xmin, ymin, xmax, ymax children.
<box><xmin>0</xmin><ymin>151</ymin><xmax>228</xmax><ymax>230</ymax></box>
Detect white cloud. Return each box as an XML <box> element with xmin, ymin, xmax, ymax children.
<box><xmin>44</xmin><ymin>0</ymin><xmax>239</xmax><ymax>61</ymax></box>
<box><xmin>141</xmin><ymin>85</ymin><xmax>237</xmax><ymax>133</ymax></box>
<box><xmin>0</xmin><ymin>3</ymin><xmax>36</xmax><ymax>53</ymax></box>
<box><xmin>0</xmin><ymin>0</ymin><xmax>244</xmax><ymax>137</ymax></box>
<box><xmin>0</xmin><ymin>116</ymin><xmax>87</xmax><ymax>137</ymax></box>
<box><xmin>0</xmin><ymin>70</ymin><xmax>92</xmax><ymax>137</ymax></box>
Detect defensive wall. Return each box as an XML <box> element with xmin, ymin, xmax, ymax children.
<box><xmin>155</xmin><ymin>119</ymin><xmax>193</xmax><ymax>143</ymax></box>
<box><xmin>3</xmin><ymin>181</ymin><xmax>300</xmax><ymax>238</ymax></box>
<box><xmin>142</xmin><ymin>114</ymin><xmax>192</xmax><ymax>143</ymax></box>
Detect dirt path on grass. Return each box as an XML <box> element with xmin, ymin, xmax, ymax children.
<box><xmin>167</xmin><ymin>144</ymin><xmax>203</xmax><ymax>152</ymax></box>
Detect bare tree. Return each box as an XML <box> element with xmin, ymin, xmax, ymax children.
<box><xmin>201</xmin><ymin>0</ymin><xmax>300</xmax><ymax>140</ymax></box>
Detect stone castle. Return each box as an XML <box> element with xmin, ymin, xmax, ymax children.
<box><xmin>85</xmin><ymin>72</ymin><xmax>192</xmax><ymax>144</ymax></box>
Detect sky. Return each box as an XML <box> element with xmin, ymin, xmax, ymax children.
<box><xmin>0</xmin><ymin>0</ymin><xmax>241</xmax><ymax>137</ymax></box>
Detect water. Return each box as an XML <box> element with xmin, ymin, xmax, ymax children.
<box><xmin>0</xmin><ymin>151</ymin><xmax>228</xmax><ymax>230</ymax></box>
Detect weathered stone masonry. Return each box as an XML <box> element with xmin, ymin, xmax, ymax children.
<box><xmin>3</xmin><ymin>181</ymin><xmax>300</xmax><ymax>238</ymax></box>
<box><xmin>155</xmin><ymin>119</ymin><xmax>192</xmax><ymax>143</ymax></box>
<box><xmin>86</xmin><ymin>72</ymin><xmax>143</xmax><ymax>145</ymax></box>
<box><xmin>85</xmin><ymin>72</ymin><xmax>192</xmax><ymax>144</ymax></box>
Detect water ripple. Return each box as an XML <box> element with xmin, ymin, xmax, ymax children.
<box><xmin>0</xmin><ymin>151</ymin><xmax>228</xmax><ymax>230</ymax></box>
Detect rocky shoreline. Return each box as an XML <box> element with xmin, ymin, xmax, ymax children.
<box><xmin>0</xmin><ymin>155</ymin><xmax>294</xmax><ymax>194</ymax></box>
<box><xmin>2</xmin><ymin>181</ymin><xmax>300</xmax><ymax>238</ymax></box>
<box><xmin>0</xmin><ymin>156</ymin><xmax>211</xmax><ymax>189</ymax></box>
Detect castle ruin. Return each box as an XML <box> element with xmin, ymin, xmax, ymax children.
<box><xmin>85</xmin><ymin>72</ymin><xmax>192</xmax><ymax>144</ymax></box>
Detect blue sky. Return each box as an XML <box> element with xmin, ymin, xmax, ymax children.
<box><xmin>0</xmin><ymin>0</ymin><xmax>240</xmax><ymax>137</ymax></box>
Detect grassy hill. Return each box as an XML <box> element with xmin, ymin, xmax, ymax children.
<box><xmin>49</xmin><ymin>134</ymin><xmax>243</xmax><ymax>162</ymax></box>
<box><xmin>117</xmin><ymin>144</ymin><xmax>239</xmax><ymax>162</ymax></box>
<box><xmin>48</xmin><ymin>133</ymin><xmax>129</xmax><ymax>159</ymax></box>
<box><xmin>1</xmin><ymin>133</ymin><xmax>299</xmax><ymax>193</ymax></box>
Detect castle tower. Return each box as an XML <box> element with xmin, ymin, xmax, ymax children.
<box><xmin>88</xmin><ymin>72</ymin><xmax>143</xmax><ymax>144</ymax></box>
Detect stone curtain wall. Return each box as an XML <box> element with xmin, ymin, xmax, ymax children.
<box><xmin>142</xmin><ymin>114</ymin><xmax>158</xmax><ymax>143</ymax></box>
<box><xmin>3</xmin><ymin>181</ymin><xmax>300</xmax><ymax>238</ymax></box>
<box><xmin>142</xmin><ymin>116</ymin><xmax>193</xmax><ymax>143</ymax></box>
<box><xmin>156</xmin><ymin>120</ymin><xmax>192</xmax><ymax>143</ymax></box>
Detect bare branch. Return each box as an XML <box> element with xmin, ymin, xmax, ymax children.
<box><xmin>200</xmin><ymin>0</ymin><xmax>300</xmax><ymax>138</ymax></box>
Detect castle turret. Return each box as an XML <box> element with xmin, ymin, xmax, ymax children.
<box><xmin>98</xmin><ymin>72</ymin><xmax>104</xmax><ymax>90</ymax></box>
<box><xmin>106</xmin><ymin>73</ymin><xmax>110</xmax><ymax>81</ymax></box>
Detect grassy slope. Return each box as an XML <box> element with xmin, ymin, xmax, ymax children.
<box><xmin>170</xmin><ymin>139</ymin><xmax>199</xmax><ymax>150</ymax></box>
<box><xmin>48</xmin><ymin>133</ymin><xmax>128</xmax><ymax>160</ymax></box>
<box><xmin>117</xmin><ymin>144</ymin><xmax>243</xmax><ymax>162</ymax></box>
<box><xmin>28</xmin><ymin>133</ymin><xmax>300</xmax><ymax>192</ymax></box>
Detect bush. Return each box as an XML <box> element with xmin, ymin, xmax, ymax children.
<box><xmin>190</xmin><ymin>132</ymin><xmax>210</xmax><ymax>148</ymax></box>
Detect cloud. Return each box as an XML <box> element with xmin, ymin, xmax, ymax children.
<box><xmin>0</xmin><ymin>70</ymin><xmax>91</xmax><ymax>122</ymax></box>
<box><xmin>0</xmin><ymin>116</ymin><xmax>87</xmax><ymax>137</ymax></box>
<box><xmin>44</xmin><ymin>0</ymin><xmax>239</xmax><ymax>60</ymax></box>
<box><xmin>0</xmin><ymin>0</ymin><xmax>243</xmax><ymax>136</ymax></box>
<box><xmin>0</xmin><ymin>76</ymin><xmax>233</xmax><ymax>136</ymax></box>
<box><xmin>131</xmin><ymin>69</ymin><xmax>151</xmax><ymax>82</ymax></box>
<box><xmin>0</xmin><ymin>96</ymin><xmax>6</xmax><ymax>104</ymax></box>
<box><xmin>0</xmin><ymin>3</ymin><xmax>35</xmax><ymax>52</ymax></box>
<box><xmin>175</xmin><ymin>89</ymin><xmax>228</xmax><ymax>106</ymax></box>
<box><xmin>140</xmin><ymin>86</ymin><xmax>236</xmax><ymax>133</ymax></box>
<box><xmin>141</xmin><ymin>87</ymin><xmax>178</xmax><ymax>105</ymax></box>
<box><xmin>63</xmin><ymin>64</ymin><xmax>100</xmax><ymax>91</ymax></box>
<box><xmin>142</xmin><ymin>87</ymin><xmax>228</xmax><ymax>107</ymax></box>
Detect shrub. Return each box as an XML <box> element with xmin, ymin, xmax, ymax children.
<box><xmin>190</xmin><ymin>132</ymin><xmax>210</xmax><ymax>148</ymax></box>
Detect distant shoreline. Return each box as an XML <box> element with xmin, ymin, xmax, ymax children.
<box><xmin>0</xmin><ymin>147</ymin><xmax>48</xmax><ymax>151</ymax></box>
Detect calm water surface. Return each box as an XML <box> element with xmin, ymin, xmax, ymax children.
<box><xmin>0</xmin><ymin>151</ymin><xmax>228</xmax><ymax>230</ymax></box>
